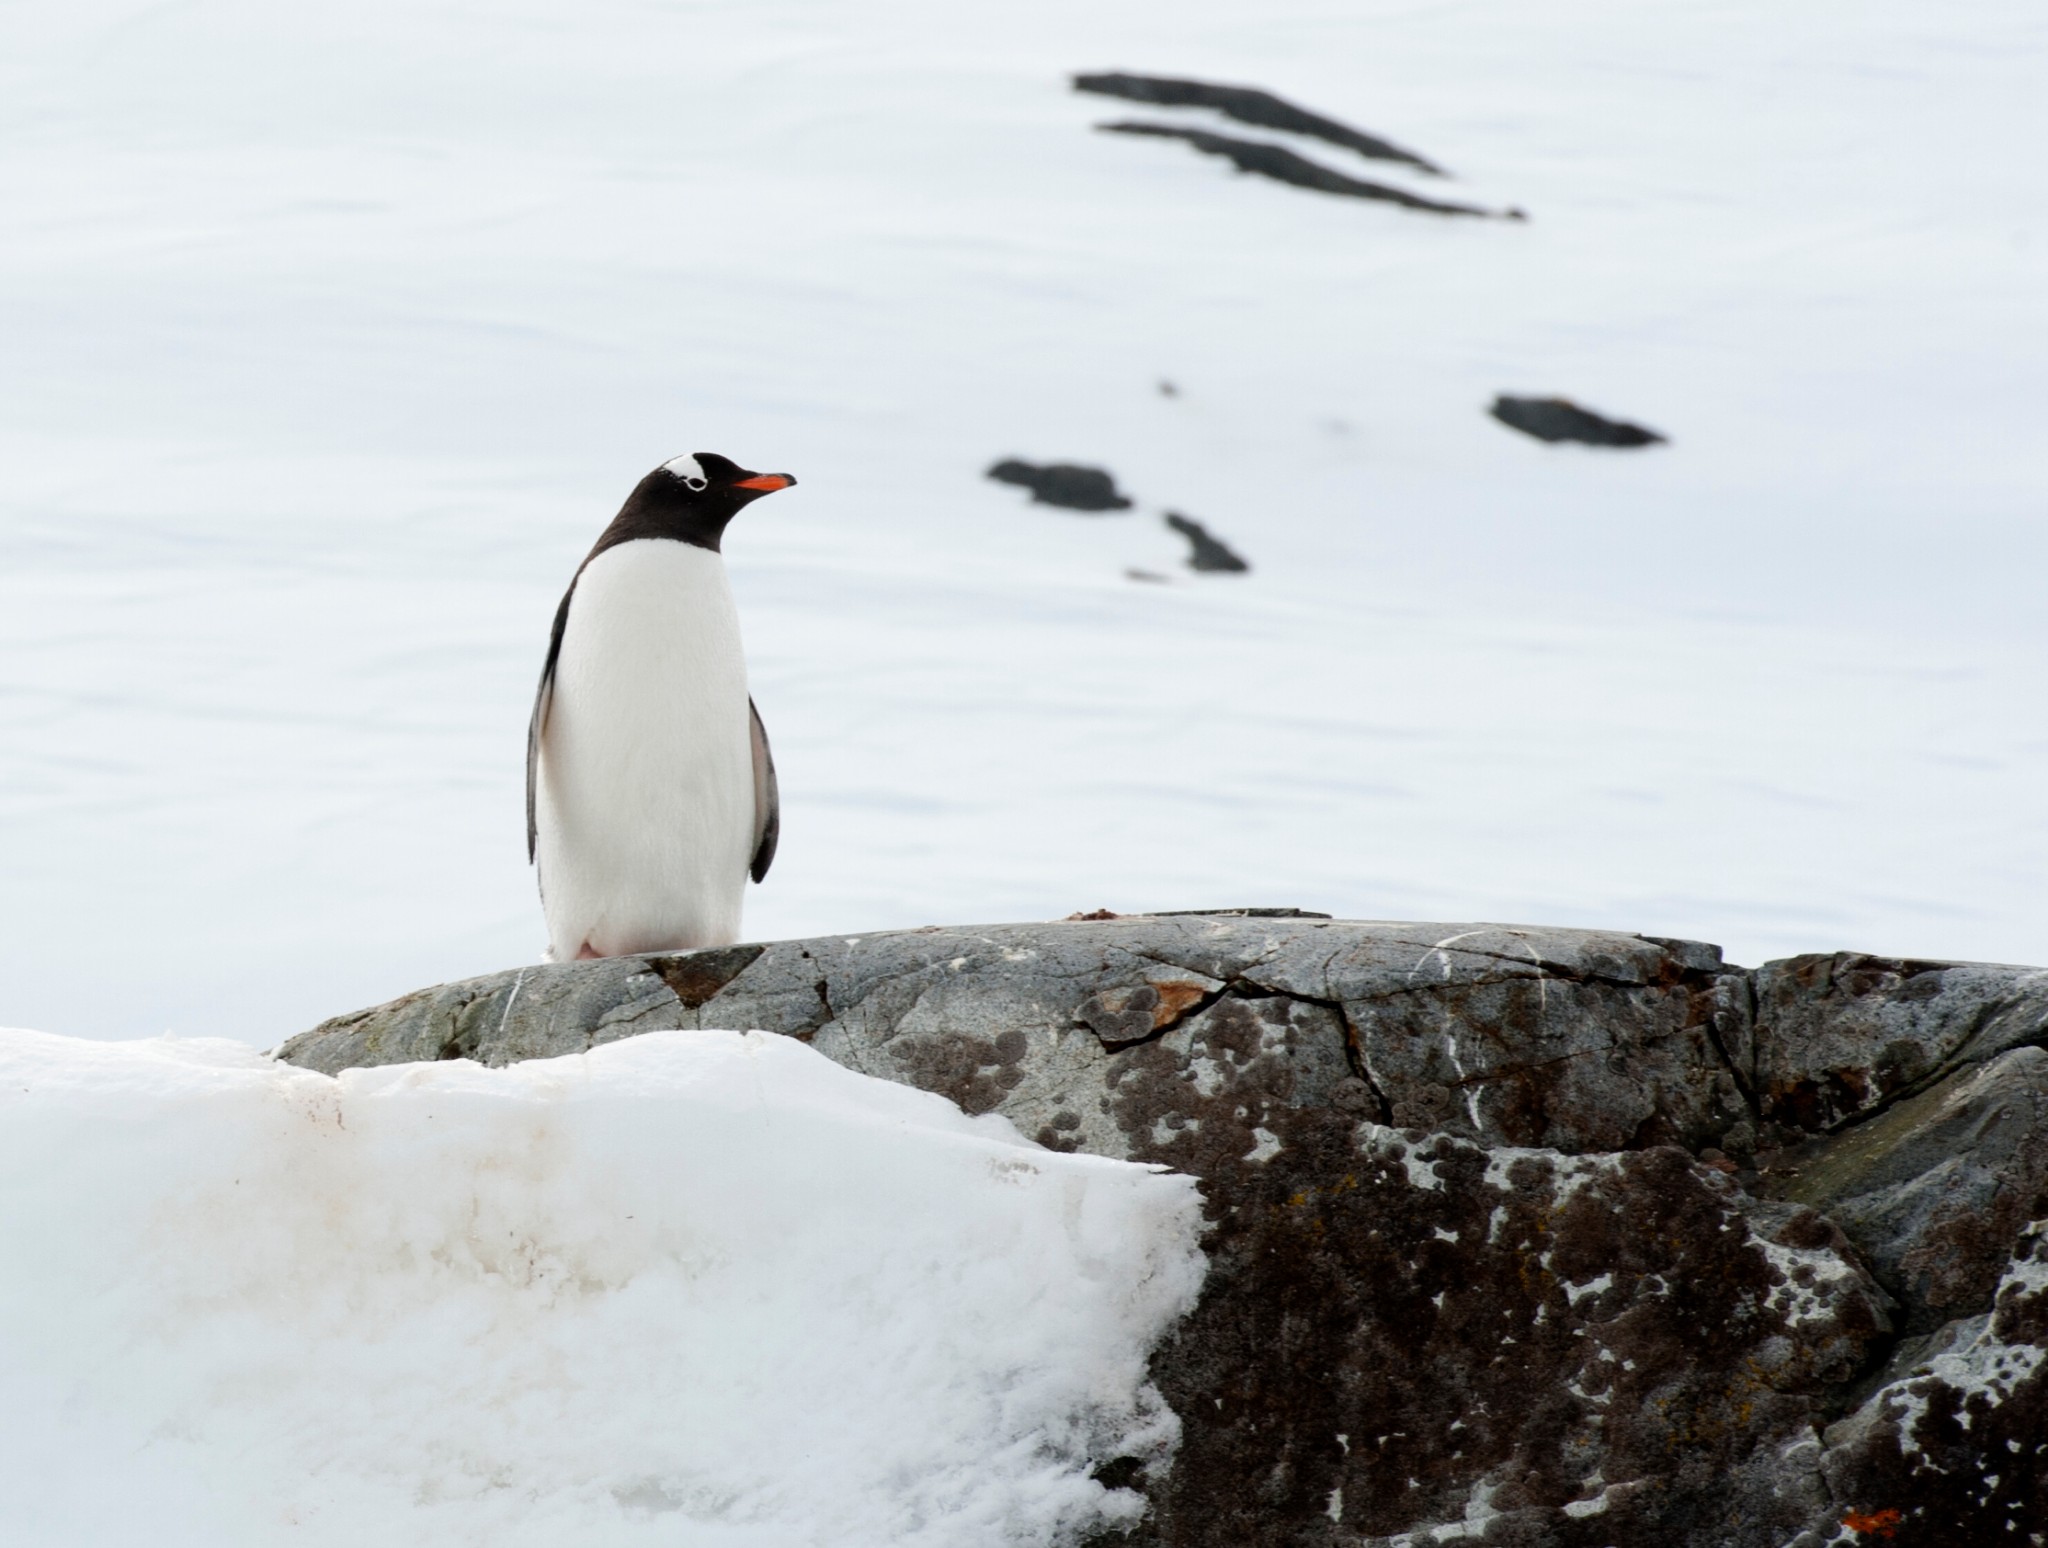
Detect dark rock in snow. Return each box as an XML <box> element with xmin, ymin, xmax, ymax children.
<box><xmin>1073</xmin><ymin>71</ymin><xmax>1447</xmax><ymax>177</ymax></box>
<box><xmin>1164</xmin><ymin>512</ymin><xmax>1249</xmax><ymax>573</ymax></box>
<box><xmin>1097</xmin><ymin>123</ymin><xmax>1518</xmax><ymax>219</ymax></box>
<box><xmin>985</xmin><ymin>458</ymin><xmax>1133</xmax><ymax>512</ymax></box>
<box><xmin>1490</xmin><ymin>394</ymin><xmax>1668</xmax><ymax>447</ymax></box>
<box><xmin>281</xmin><ymin>918</ymin><xmax>2048</xmax><ymax>1548</ymax></box>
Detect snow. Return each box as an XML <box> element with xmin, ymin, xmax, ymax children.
<box><xmin>2</xmin><ymin>0</ymin><xmax>2045</xmax><ymax>1042</ymax></box>
<box><xmin>0</xmin><ymin>1026</ymin><xmax>1207</xmax><ymax>1546</ymax></box>
<box><xmin>1561</xmin><ymin>1489</ymin><xmax>1611</xmax><ymax>1518</ymax></box>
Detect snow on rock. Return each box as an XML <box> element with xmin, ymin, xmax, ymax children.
<box><xmin>231</xmin><ymin>919</ymin><xmax>2048</xmax><ymax>1540</ymax></box>
<box><xmin>0</xmin><ymin>1027</ymin><xmax>1207</xmax><ymax>1547</ymax></box>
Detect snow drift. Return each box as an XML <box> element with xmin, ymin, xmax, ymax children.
<box><xmin>0</xmin><ymin>1027</ymin><xmax>1207</xmax><ymax>1547</ymax></box>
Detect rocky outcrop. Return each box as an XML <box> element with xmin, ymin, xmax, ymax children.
<box><xmin>986</xmin><ymin>459</ymin><xmax>1134</xmax><ymax>512</ymax></box>
<box><xmin>1072</xmin><ymin>72</ymin><xmax>1447</xmax><ymax>177</ymax></box>
<box><xmin>1164</xmin><ymin>512</ymin><xmax>1249</xmax><ymax>573</ymax></box>
<box><xmin>1488</xmin><ymin>395</ymin><xmax>1667</xmax><ymax>448</ymax></box>
<box><xmin>1096</xmin><ymin>123</ymin><xmax>1515</xmax><ymax>219</ymax></box>
<box><xmin>280</xmin><ymin>916</ymin><xmax>2048</xmax><ymax>1547</ymax></box>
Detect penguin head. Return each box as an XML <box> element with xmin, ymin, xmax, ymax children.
<box><xmin>606</xmin><ymin>452</ymin><xmax>798</xmax><ymax>553</ymax></box>
<box><xmin>660</xmin><ymin>452</ymin><xmax>797</xmax><ymax>503</ymax></box>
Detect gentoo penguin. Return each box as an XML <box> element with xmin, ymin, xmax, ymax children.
<box><xmin>527</xmin><ymin>452</ymin><xmax>794</xmax><ymax>960</ymax></box>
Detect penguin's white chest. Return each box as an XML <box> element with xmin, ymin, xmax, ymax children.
<box><xmin>535</xmin><ymin>539</ymin><xmax>754</xmax><ymax>958</ymax></box>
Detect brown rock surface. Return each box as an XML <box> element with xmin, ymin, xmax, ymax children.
<box><xmin>1812</xmin><ymin>1236</ymin><xmax>2048</xmax><ymax>1548</ymax></box>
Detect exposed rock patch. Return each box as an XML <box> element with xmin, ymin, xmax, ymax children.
<box><xmin>1073</xmin><ymin>71</ymin><xmax>1446</xmax><ymax>177</ymax></box>
<box><xmin>280</xmin><ymin>917</ymin><xmax>2048</xmax><ymax>1547</ymax></box>
<box><xmin>1489</xmin><ymin>394</ymin><xmax>1668</xmax><ymax>447</ymax></box>
<box><xmin>1098</xmin><ymin>123</ymin><xmax>1516</xmax><ymax>219</ymax></box>
<box><xmin>985</xmin><ymin>458</ymin><xmax>1134</xmax><ymax>511</ymax></box>
<box><xmin>1164</xmin><ymin>512</ymin><xmax>1249</xmax><ymax>573</ymax></box>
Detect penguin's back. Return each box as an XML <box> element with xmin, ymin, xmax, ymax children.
<box><xmin>535</xmin><ymin>538</ymin><xmax>754</xmax><ymax>958</ymax></box>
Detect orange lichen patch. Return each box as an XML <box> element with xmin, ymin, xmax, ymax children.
<box><xmin>1842</xmin><ymin>1508</ymin><xmax>1902</xmax><ymax>1537</ymax></box>
<box><xmin>1149</xmin><ymin>981</ymin><xmax>1208</xmax><ymax>1028</ymax></box>
<box><xmin>1064</xmin><ymin>908</ymin><xmax>1120</xmax><ymax>921</ymax></box>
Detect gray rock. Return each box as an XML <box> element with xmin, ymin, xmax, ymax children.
<box><xmin>1071</xmin><ymin>72</ymin><xmax>1447</xmax><ymax>177</ymax></box>
<box><xmin>283</xmin><ymin>918</ymin><xmax>1753</xmax><ymax>1160</ymax></box>
<box><xmin>1489</xmin><ymin>395</ymin><xmax>1667</xmax><ymax>447</ymax></box>
<box><xmin>984</xmin><ymin>459</ymin><xmax>1133</xmax><ymax>512</ymax></box>
<box><xmin>1769</xmin><ymin>1045</ymin><xmax>2048</xmax><ymax>1334</ymax></box>
<box><xmin>277</xmin><ymin>917</ymin><xmax>2048</xmax><ymax>1547</ymax></box>
<box><xmin>1164</xmin><ymin>511</ymin><xmax>1250</xmax><ymax>573</ymax></box>
<box><xmin>1754</xmin><ymin>952</ymin><xmax>2048</xmax><ymax>1130</ymax></box>
<box><xmin>1094</xmin><ymin>124</ymin><xmax>1516</xmax><ymax>219</ymax></box>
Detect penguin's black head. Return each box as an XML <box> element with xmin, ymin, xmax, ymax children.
<box><xmin>599</xmin><ymin>451</ymin><xmax>798</xmax><ymax>555</ymax></box>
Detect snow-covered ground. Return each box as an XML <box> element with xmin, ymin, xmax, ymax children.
<box><xmin>0</xmin><ymin>1027</ymin><xmax>1205</xmax><ymax>1545</ymax></box>
<box><xmin>2</xmin><ymin>0</ymin><xmax>2044</xmax><ymax>1041</ymax></box>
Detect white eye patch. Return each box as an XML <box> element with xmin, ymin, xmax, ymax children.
<box><xmin>662</xmin><ymin>454</ymin><xmax>708</xmax><ymax>491</ymax></box>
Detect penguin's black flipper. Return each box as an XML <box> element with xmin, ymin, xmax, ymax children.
<box><xmin>749</xmin><ymin>697</ymin><xmax>780</xmax><ymax>883</ymax></box>
<box><xmin>527</xmin><ymin>584</ymin><xmax>576</xmax><ymax>863</ymax></box>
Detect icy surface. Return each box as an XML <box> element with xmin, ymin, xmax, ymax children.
<box><xmin>1</xmin><ymin>0</ymin><xmax>2044</xmax><ymax>1040</ymax></box>
<box><xmin>0</xmin><ymin>1027</ymin><xmax>1206</xmax><ymax>1546</ymax></box>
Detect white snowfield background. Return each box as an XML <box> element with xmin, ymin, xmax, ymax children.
<box><xmin>0</xmin><ymin>0</ymin><xmax>2042</xmax><ymax>1042</ymax></box>
<box><xmin>0</xmin><ymin>1028</ymin><xmax>1207</xmax><ymax>1545</ymax></box>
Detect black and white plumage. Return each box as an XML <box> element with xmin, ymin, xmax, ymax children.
<box><xmin>527</xmin><ymin>453</ymin><xmax>794</xmax><ymax>961</ymax></box>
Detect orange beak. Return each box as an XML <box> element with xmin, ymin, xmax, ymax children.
<box><xmin>734</xmin><ymin>472</ymin><xmax>796</xmax><ymax>492</ymax></box>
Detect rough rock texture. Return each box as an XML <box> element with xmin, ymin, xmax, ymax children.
<box><xmin>1813</xmin><ymin>1235</ymin><xmax>2048</xmax><ymax>1546</ymax></box>
<box><xmin>1769</xmin><ymin>1046</ymin><xmax>2048</xmax><ymax>1336</ymax></box>
<box><xmin>985</xmin><ymin>458</ymin><xmax>1134</xmax><ymax>511</ymax></box>
<box><xmin>1489</xmin><ymin>394</ymin><xmax>1667</xmax><ymax>447</ymax></box>
<box><xmin>281</xmin><ymin>917</ymin><xmax>2048</xmax><ymax>1547</ymax></box>
<box><xmin>1072</xmin><ymin>71</ymin><xmax>1446</xmax><ymax>176</ymax></box>
<box><xmin>1096</xmin><ymin>123</ymin><xmax>1518</xmax><ymax>219</ymax></box>
<box><xmin>1754</xmin><ymin>952</ymin><xmax>2048</xmax><ymax>1130</ymax></box>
